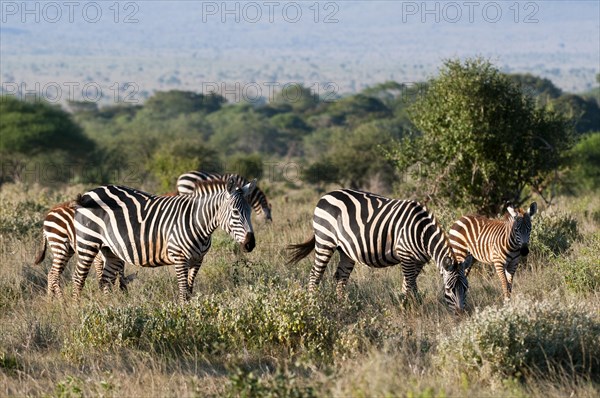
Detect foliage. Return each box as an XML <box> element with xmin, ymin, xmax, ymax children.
<box><xmin>270</xmin><ymin>84</ymin><xmax>323</xmax><ymax>114</ymax></box>
<box><xmin>0</xmin><ymin>199</ymin><xmax>45</xmax><ymax>237</ymax></box>
<box><xmin>548</xmin><ymin>94</ymin><xmax>600</xmax><ymax>135</ymax></box>
<box><xmin>208</xmin><ymin>105</ymin><xmax>286</xmax><ymax>155</ymax></box>
<box><xmin>530</xmin><ymin>212</ymin><xmax>579</xmax><ymax>258</ymax></box>
<box><xmin>326</xmin><ymin>94</ymin><xmax>391</xmax><ymax>126</ymax></box>
<box><xmin>147</xmin><ymin>141</ymin><xmax>220</xmax><ymax>192</ymax></box>
<box><xmin>389</xmin><ymin>58</ymin><xmax>572</xmax><ymax>215</ymax></box>
<box><xmin>435</xmin><ymin>298</ymin><xmax>600</xmax><ymax>379</ymax></box>
<box><xmin>507</xmin><ymin>73</ymin><xmax>563</xmax><ymax>104</ymax></box>
<box><xmin>563</xmin><ymin>132</ymin><xmax>600</xmax><ymax>193</ymax></box>
<box><xmin>0</xmin><ymin>96</ymin><xmax>95</xmax><ymax>157</ymax></box>
<box><xmin>138</xmin><ymin>90</ymin><xmax>225</xmax><ymax>119</ymax></box>
<box><xmin>305</xmin><ymin>120</ymin><xmax>400</xmax><ymax>189</ymax></box>
<box><xmin>64</xmin><ymin>286</ymin><xmax>343</xmax><ymax>362</ymax></box>
<box><xmin>0</xmin><ymin>352</ymin><xmax>22</xmax><ymax>375</ymax></box>
<box><xmin>226</xmin><ymin>153</ymin><xmax>264</xmax><ymax>179</ymax></box>
<box><xmin>226</xmin><ymin>366</ymin><xmax>318</xmax><ymax>398</ymax></box>
<box><xmin>559</xmin><ymin>233</ymin><xmax>600</xmax><ymax>294</ymax></box>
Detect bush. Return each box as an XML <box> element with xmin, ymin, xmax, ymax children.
<box><xmin>0</xmin><ymin>200</ymin><xmax>45</xmax><ymax>238</ymax></box>
<box><xmin>530</xmin><ymin>212</ymin><xmax>579</xmax><ymax>257</ymax></box>
<box><xmin>560</xmin><ymin>233</ymin><xmax>600</xmax><ymax>294</ymax></box>
<box><xmin>64</xmin><ymin>286</ymin><xmax>342</xmax><ymax>362</ymax></box>
<box><xmin>226</xmin><ymin>366</ymin><xmax>318</xmax><ymax>398</ymax></box>
<box><xmin>435</xmin><ymin>298</ymin><xmax>600</xmax><ymax>380</ymax></box>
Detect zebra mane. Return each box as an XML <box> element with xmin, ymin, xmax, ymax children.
<box><xmin>51</xmin><ymin>199</ymin><xmax>79</xmax><ymax>212</ymax></box>
<box><xmin>74</xmin><ymin>194</ymin><xmax>85</xmax><ymax>206</ymax></box>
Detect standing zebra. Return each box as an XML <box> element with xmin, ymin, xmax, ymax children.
<box><xmin>287</xmin><ymin>189</ymin><xmax>473</xmax><ymax>312</ymax></box>
<box><xmin>448</xmin><ymin>202</ymin><xmax>537</xmax><ymax>301</ymax></box>
<box><xmin>35</xmin><ymin>202</ymin><xmax>128</xmax><ymax>297</ymax></box>
<box><xmin>177</xmin><ymin>171</ymin><xmax>272</xmax><ymax>221</ymax></box>
<box><xmin>73</xmin><ymin>177</ymin><xmax>256</xmax><ymax>302</ymax></box>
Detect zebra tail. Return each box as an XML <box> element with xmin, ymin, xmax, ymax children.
<box><xmin>34</xmin><ymin>237</ymin><xmax>47</xmax><ymax>265</ymax></box>
<box><xmin>287</xmin><ymin>235</ymin><xmax>316</xmax><ymax>265</ymax></box>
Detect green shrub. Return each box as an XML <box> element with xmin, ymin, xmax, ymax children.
<box><xmin>225</xmin><ymin>366</ymin><xmax>318</xmax><ymax>398</ymax></box>
<box><xmin>530</xmin><ymin>212</ymin><xmax>579</xmax><ymax>257</ymax></box>
<box><xmin>0</xmin><ymin>352</ymin><xmax>22</xmax><ymax>375</ymax></box>
<box><xmin>560</xmin><ymin>233</ymin><xmax>600</xmax><ymax>294</ymax></box>
<box><xmin>64</xmin><ymin>286</ymin><xmax>343</xmax><ymax>362</ymax></box>
<box><xmin>435</xmin><ymin>298</ymin><xmax>600</xmax><ymax>380</ymax></box>
<box><xmin>0</xmin><ymin>200</ymin><xmax>45</xmax><ymax>238</ymax></box>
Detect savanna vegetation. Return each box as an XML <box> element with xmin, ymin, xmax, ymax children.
<box><xmin>1</xmin><ymin>58</ymin><xmax>599</xmax><ymax>396</ymax></box>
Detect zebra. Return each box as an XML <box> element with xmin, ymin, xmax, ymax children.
<box><xmin>448</xmin><ymin>202</ymin><xmax>537</xmax><ymax>301</ymax></box>
<box><xmin>34</xmin><ymin>202</ymin><xmax>130</xmax><ymax>297</ymax></box>
<box><xmin>72</xmin><ymin>177</ymin><xmax>256</xmax><ymax>302</ymax></box>
<box><xmin>177</xmin><ymin>171</ymin><xmax>272</xmax><ymax>222</ymax></box>
<box><xmin>287</xmin><ymin>189</ymin><xmax>473</xmax><ymax>312</ymax></box>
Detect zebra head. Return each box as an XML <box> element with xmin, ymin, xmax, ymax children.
<box><xmin>507</xmin><ymin>202</ymin><xmax>537</xmax><ymax>256</ymax></box>
<box><xmin>441</xmin><ymin>253</ymin><xmax>473</xmax><ymax>313</ymax></box>
<box><xmin>221</xmin><ymin>177</ymin><xmax>256</xmax><ymax>253</ymax></box>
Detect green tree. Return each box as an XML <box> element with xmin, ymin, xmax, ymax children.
<box><xmin>389</xmin><ymin>58</ymin><xmax>572</xmax><ymax>214</ymax></box>
<box><xmin>0</xmin><ymin>96</ymin><xmax>96</xmax><ymax>184</ymax></box>
<box><xmin>563</xmin><ymin>132</ymin><xmax>600</xmax><ymax>193</ymax></box>
<box><xmin>548</xmin><ymin>94</ymin><xmax>600</xmax><ymax>135</ymax></box>
<box><xmin>307</xmin><ymin>120</ymin><xmax>399</xmax><ymax>190</ymax></box>
<box><xmin>139</xmin><ymin>90</ymin><xmax>225</xmax><ymax>120</ymax></box>
<box><xmin>147</xmin><ymin>141</ymin><xmax>221</xmax><ymax>192</ymax></box>
<box><xmin>271</xmin><ymin>84</ymin><xmax>322</xmax><ymax>114</ymax></box>
<box><xmin>208</xmin><ymin>104</ymin><xmax>285</xmax><ymax>155</ymax></box>
<box><xmin>507</xmin><ymin>73</ymin><xmax>562</xmax><ymax>105</ymax></box>
<box><xmin>0</xmin><ymin>96</ymin><xmax>94</xmax><ymax>156</ymax></box>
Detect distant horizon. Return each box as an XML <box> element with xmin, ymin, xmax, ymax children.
<box><xmin>2</xmin><ymin>1</ymin><xmax>598</xmax><ymax>104</ymax></box>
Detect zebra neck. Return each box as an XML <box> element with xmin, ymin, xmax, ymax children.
<box><xmin>190</xmin><ymin>192</ymin><xmax>226</xmax><ymax>238</ymax></box>
<box><xmin>428</xmin><ymin>223</ymin><xmax>453</xmax><ymax>271</ymax></box>
<box><xmin>505</xmin><ymin>219</ymin><xmax>519</xmax><ymax>251</ymax></box>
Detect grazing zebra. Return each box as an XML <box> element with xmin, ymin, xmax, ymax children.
<box><xmin>177</xmin><ymin>171</ymin><xmax>272</xmax><ymax>221</ymax></box>
<box><xmin>287</xmin><ymin>189</ymin><xmax>473</xmax><ymax>312</ymax></box>
<box><xmin>73</xmin><ymin>177</ymin><xmax>256</xmax><ymax>302</ymax></box>
<box><xmin>34</xmin><ymin>202</ymin><xmax>129</xmax><ymax>297</ymax></box>
<box><xmin>448</xmin><ymin>202</ymin><xmax>537</xmax><ymax>301</ymax></box>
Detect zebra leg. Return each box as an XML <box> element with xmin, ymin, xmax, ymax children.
<box><xmin>175</xmin><ymin>263</ymin><xmax>191</xmax><ymax>302</ymax></box>
<box><xmin>334</xmin><ymin>251</ymin><xmax>355</xmax><ymax>298</ymax></box>
<box><xmin>72</xmin><ymin>249</ymin><xmax>99</xmax><ymax>300</ymax></box>
<box><xmin>99</xmin><ymin>249</ymin><xmax>124</xmax><ymax>294</ymax></box>
<box><xmin>186</xmin><ymin>259</ymin><xmax>204</xmax><ymax>297</ymax></box>
<box><xmin>495</xmin><ymin>261</ymin><xmax>511</xmax><ymax>301</ymax></box>
<box><xmin>401</xmin><ymin>260</ymin><xmax>421</xmax><ymax>302</ymax></box>
<box><xmin>92</xmin><ymin>252</ymin><xmax>104</xmax><ymax>283</ymax></box>
<box><xmin>308</xmin><ymin>238</ymin><xmax>336</xmax><ymax>292</ymax></box>
<box><xmin>505</xmin><ymin>258</ymin><xmax>520</xmax><ymax>296</ymax></box>
<box><xmin>47</xmin><ymin>245</ymin><xmax>73</xmax><ymax>298</ymax></box>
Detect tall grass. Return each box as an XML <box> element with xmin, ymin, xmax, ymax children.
<box><xmin>1</xmin><ymin>183</ymin><xmax>598</xmax><ymax>397</ymax></box>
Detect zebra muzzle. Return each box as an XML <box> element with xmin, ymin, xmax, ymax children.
<box><xmin>520</xmin><ymin>245</ymin><xmax>529</xmax><ymax>256</ymax></box>
<box><xmin>242</xmin><ymin>233</ymin><xmax>255</xmax><ymax>252</ymax></box>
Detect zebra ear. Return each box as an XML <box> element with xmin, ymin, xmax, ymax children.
<box><xmin>241</xmin><ymin>179</ymin><xmax>257</xmax><ymax>198</ymax></box>
<box><xmin>227</xmin><ymin>176</ymin><xmax>236</xmax><ymax>194</ymax></box>
<box><xmin>528</xmin><ymin>202</ymin><xmax>537</xmax><ymax>217</ymax></box>
<box><xmin>507</xmin><ymin>205</ymin><xmax>518</xmax><ymax>218</ymax></box>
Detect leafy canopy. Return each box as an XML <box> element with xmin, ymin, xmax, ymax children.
<box><xmin>389</xmin><ymin>58</ymin><xmax>572</xmax><ymax>214</ymax></box>
<box><xmin>0</xmin><ymin>95</ymin><xmax>95</xmax><ymax>156</ymax></box>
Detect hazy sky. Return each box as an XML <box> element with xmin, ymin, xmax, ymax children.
<box><xmin>1</xmin><ymin>1</ymin><xmax>599</xmax><ymax>101</ymax></box>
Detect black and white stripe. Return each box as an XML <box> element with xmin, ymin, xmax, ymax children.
<box><xmin>288</xmin><ymin>189</ymin><xmax>473</xmax><ymax>312</ymax></box>
<box><xmin>449</xmin><ymin>202</ymin><xmax>536</xmax><ymax>301</ymax></box>
<box><xmin>34</xmin><ymin>202</ymin><xmax>127</xmax><ymax>297</ymax></box>
<box><xmin>73</xmin><ymin>177</ymin><xmax>256</xmax><ymax>302</ymax></box>
<box><xmin>177</xmin><ymin>171</ymin><xmax>272</xmax><ymax>221</ymax></box>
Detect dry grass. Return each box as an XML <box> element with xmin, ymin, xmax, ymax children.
<box><xmin>1</xmin><ymin>183</ymin><xmax>599</xmax><ymax>397</ymax></box>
